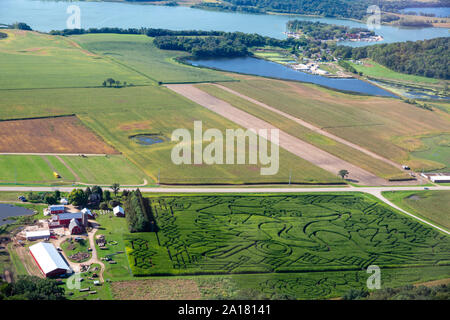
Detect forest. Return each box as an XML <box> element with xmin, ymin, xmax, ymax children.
<box><xmin>337</xmin><ymin>37</ymin><xmax>449</xmax><ymax>80</ymax></box>
<box><xmin>287</xmin><ymin>20</ymin><xmax>375</xmax><ymax>41</ymax></box>
<box><xmin>194</xmin><ymin>0</ymin><xmax>450</xmax><ymax>20</ymax></box>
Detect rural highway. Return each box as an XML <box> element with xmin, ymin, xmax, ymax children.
<box><xmin>1</xmin><ymin>185</ymin><xmax>449</xmax><ymax>235</ymax></box>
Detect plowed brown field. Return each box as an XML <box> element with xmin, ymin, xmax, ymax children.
<box><xmin>0</xmin><ymin>116</ymin><xmax>119</xmax><ymax>154</ymax></box>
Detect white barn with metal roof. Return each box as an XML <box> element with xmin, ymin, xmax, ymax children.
<box><xmin>29</xmin><ymin>242</ymin><xmax>71</xmax><ymax>277</ymax></box>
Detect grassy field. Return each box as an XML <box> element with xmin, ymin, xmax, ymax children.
<box><xmin>196</xmin><ymin>83</ymin><xmax>407</xmax><ymax>180</ymax></box>
<box><xmin>61</xmin><ymin>237</ymin><xmax>92</xmax><ymax>263</ymax></box>
<box><xmin>0</xmin><ymin>30</ymin><xmax>150</xmax><ymax>89</ymax></box>
<box><xmin>220</xmin><ymin>76</ymin><xmax>450</xmax><ymax>171</ymax></box>
<box><xmin>60</xmin><ymin>155</ymin><xmax>148</xmax><ymax>185</ymax></box>
<box><xmin>382</xmin><ymin>190</ymin><xmax>450</xmax><ymax>231</ymax></box>
<box><xmin>350</xmin><ymin>59</ymin><xmax>441</xmax><ymax>85</ymax></box>
<box><xmin>89</xmin><ymin>193</ymin><xmax>450</xmax><ymax>299</ymax></box>
<box><xmin>72</xmin><ymin>33</ymin><xmax>233</xmax><ymax>84</ymax></box>
<box><xmin>0</xmin><ymin>154</ymin><xmax>149</xmax><ymax>185</ymax></box>
<box><xmin>410</xmin><ymin>134</ymin><xmax>450</xmax><ymax>171</ymax></box>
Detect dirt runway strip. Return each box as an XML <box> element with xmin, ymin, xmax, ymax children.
<box><xmin>166</xmin><ymin>84</ymin><xmax>391</xmax><ymax>186</ymax></box>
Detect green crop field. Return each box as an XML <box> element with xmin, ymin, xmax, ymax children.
<box><xmin>124</xmin><ymin>194</ymin><xmax>450</xmax><ymax>277</ymax></box>
<box><xmin>0</xmin><ymin>30</ymin><xmax>150</xmax><ymax>89</ymax></box>
<box><xmin>382</xmin><ymin>190</ymin><xmax>450</xmax><ymax>231</ymax></box>
<box><xmin>0</xmin><ymin>155</ymin><xmax>60</xmax><ymax>184</ymax></box>
<box><xmin>221</xmin><ymin>76</ymin><xmax>450</xmax><ymax>171</ymax></box>
<box><xmin>72</xmin><ymin>33</ymin><xmax>232</xmax><ymax>84</ymax></box>
<box><xmin>196</xmin><ymin>83</ymin><xmax>407</xmax><ymax>180</ymax></box>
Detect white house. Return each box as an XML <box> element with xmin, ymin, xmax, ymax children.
<box><xmin>60</xmin><ymin>198</ymin><xmax>68</xmax><ymax>205</ymax></box>
<box><xmin>113</xmin><ymin>206</ymin><xmax>125</xmax><ymax>217</ymax></box>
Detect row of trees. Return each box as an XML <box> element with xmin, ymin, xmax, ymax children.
<box><xmin>102</xmin><ymin>78</ymin><xmax>131</xmax><ymax>88</ymax></box>
<box><xmin>124</xmin><ymin>189</ymin><xmax>157</xmax><ymax>233</ymax></box>
<box><xmin>336</xmin><ymin>37</ymin><xmax>449</xmax><ymax>80</ymax></box>
<box><xmin>68</xmin><ymin>185</ymin><xmax>111</xmax><ymax>207</ymax></box>
<box><xmin>0</xmin><ymin>276</ymin><xmax>65</xmax><ymax>300</ymax></box>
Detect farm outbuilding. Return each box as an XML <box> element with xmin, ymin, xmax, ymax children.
<box><xmin>81</xmin><ymin>208</ymin><xmax>94</xmax><ymax>218</ymax></box>
<box><xmin>430</xmin><ymin>176</ymin><xmax>450</xmax><ymax>183</ymax></box>
<box><xmin>29</xmin><ymin>242</ymin><xmax>71</xmax><ymax>277</ymax></box>
<box><xmin>26</xmin><ymin>229</ymin><xmax>50</xmax><ymax>241</ymax></box>
<box><xmin>69</xmin><ymin>218</ymin><xmax>84</xmax><ymax>235</ymax></box>
<box><xmin>113</xmin><ymin>206</ymin><xmax>125</xmax><ymax>217</ymax></box>
<box><xmin>60</xmin><ymin>198</ymin><xmax>69</xmax><ymax>205</ymax></box>
<box><xmin>49</xmin><ymin>205</ymin><xmax>65</xmax><ymax>214</ymax></box>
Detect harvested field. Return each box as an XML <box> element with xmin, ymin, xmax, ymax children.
<box><xmin>0</xmin><ymin>116</ymin><xmax>119</xmax><ymax>154</ymax></box>
<box><xmin>111</xmin><ymin>279</ymin><xmax>201</xmax><ymax>300</ymax></box>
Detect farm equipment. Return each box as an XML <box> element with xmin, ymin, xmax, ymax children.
<box><xmin>53</xmin><ymin>171</ymin><xmax>61</xmax><ymax>178</ymax></box>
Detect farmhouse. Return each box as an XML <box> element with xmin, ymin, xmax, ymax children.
<box><xmin>26</xmin><ymin>229</ymin><xmax>50</xmax><ymax>241</ymax></box>
<box><xmin>69</xmin><ymin>218</ymin><xmax>84</xmax><ymax>235</ymax></box>
<box><xmin>60</xmin><ymin>198</ymin><xmax>69</xmax><ymax>205</ymax></box>
<box><xmin>113</xmin><ymin>206</ymin><xmax>125</xmax><ymax>217</ymax></box>
<box><xmin>49</xmin><ymin>205</ymin><xmax>65</xmax><ymax>214</ymax></box>
<box><xmin>29</xmin><ymin>242</ymin><xmax>71</xmax><ymax>277</ymax></box>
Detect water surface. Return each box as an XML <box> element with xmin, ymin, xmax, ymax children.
<box><xmin>0</xmin><ymin>203</ymin><xmax>34</xmax><ymax>226</ymax></box>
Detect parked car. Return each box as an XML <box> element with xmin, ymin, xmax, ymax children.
<box><xmin>18</xmin><ymin>196</ymin><xmax>27</xmax><ymax>202</ymax></box>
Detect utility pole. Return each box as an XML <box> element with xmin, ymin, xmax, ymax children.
<box><xmin>289</xmin><ymin>169</ymin><xmax>292</xmax><ymax>185</ymax></box>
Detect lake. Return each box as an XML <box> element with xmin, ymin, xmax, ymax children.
<box><xmin>0</xmin><ymin>203</ymin><xmax>34</xmax><ymax>226</ymax></box>
<box><xmin>400</xmin><ymin>7</ymin><xmax>450</xmax><ymax>18</ymax></box>
<box><xmin>188</xmin><ymin>57</ymin><xmax>397</xmax><ymax>98</ymax></box>
<box><xmin>0</xmin><ymin>0</ymin><xmax>448</xmax><ymax>45</ymax></box>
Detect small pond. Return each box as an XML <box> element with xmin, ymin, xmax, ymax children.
<box><xmin>0</xmin><ymin>204</ymin><xmax>34</xmax><ymax>226</ymax></box>
<box><xmin>130</xmin><ymin>134</ymin><xmax>167</xmax><ymax>146</ymax></box>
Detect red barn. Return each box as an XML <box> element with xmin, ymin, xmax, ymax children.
<box><xmin>54</xmin><ymin>212</ymin><xmax>83</xmax><ymax>227</ymax></box>
<box><xmin>29</xmin><ymin>242</ymin><xmax>71</xmax><ymax>277</ymax></box>
<box><xmin>49</xmin><ymin>205</ymin><xmax>65</xmax><ymax>214</ymax></box>
<box><xmin>69</xmin><ymin>218</ymin><xmax>84</xmax><ymax>235</ymax></box>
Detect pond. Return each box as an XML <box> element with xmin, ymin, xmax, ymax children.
<box><xmin>130</xmin><ymin>134</ymin><xmax>166</xmax><ymax>146</ymax></box>
<box><xmin>0</xmin><ymin>0</ymin><xmax>448</xmax><ymax>45</ymax></box>
<box><xmin>0</xmin><ymin>203</ymin><xmax>34</xmax><ymax>226</ymax></box>
<box><xmin>188</xmin><ymin>57</ymin><xmax>397</xmax><ymax>98</ymax></box>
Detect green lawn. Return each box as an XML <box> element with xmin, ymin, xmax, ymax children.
<box><xmin>0</xmin><ymin>30</ymin><xmax>150</xmax><ymax>89</ymax></box>
<box><xmin>61</xmin><ymin>237</ymin><xmax>91</xmax><ymax>263</ymax></box>
<box><xmin>72</xmin><ymin>33</ymin><xmax>233</xmax><ymax>84</ymax></box>
<box><xmin>382</xmin><ymin>190</ymin><xmax>450</xmax><ymax>231</ymax></box>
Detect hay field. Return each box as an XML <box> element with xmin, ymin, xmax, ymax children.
<box><xmin>0</xmin><ymin>116</ymin><xmax>118</xmax><ymax>154</ymax></box>
<box><xmin>221</xmin><ymin>77</ymin><xmax>450</xmax><ymax>171</ymax></box>
<box><xmin>0</xmin><ymin>30</ymin><xmax>150</xmax><ymax>89</ymax></box>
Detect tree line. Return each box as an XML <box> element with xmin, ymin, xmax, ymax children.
<box><xmin>335</xmin><ymin>37</ymin><xmax>449</xmax><ymax>80</ymax></box>
<box><xmin>0</xmin><ymin>276</ymin><xmax>65</xmax><ymax>300</ymax></box>
<box><xmin>124</xmin><ymin>189</ymin><xmax>158</xmax><ymax>233</ymax></box>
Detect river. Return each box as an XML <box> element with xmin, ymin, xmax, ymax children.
<box><xmin>0</xmin><ymin>0</ymin><xmax>448</xmax><ymax>45</ymax></box>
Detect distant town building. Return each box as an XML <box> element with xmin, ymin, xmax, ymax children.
<box><xmin>26</xmin><ymin>229</ymin><xmax>50</xmax><ymax>241</ymax></box>
<box><xmin>113</xmin><ymin>206</ymin><xmax>125</xmax><ymax>217</ymax></box>
<box><xmin>29</xmin><ymin>242</ymin><xmax>71</xmax><ymax>277</ymax></box>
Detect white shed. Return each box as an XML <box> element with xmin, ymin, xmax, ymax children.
<box><xmin>26</xmin><ymin>229</ymin><xmax>50</xmax><ymax>241</ymax></box>
<box><xmin>113</xmin><ymin>206</ymin><xmax>125</xmax><ymax>217</ymax></box>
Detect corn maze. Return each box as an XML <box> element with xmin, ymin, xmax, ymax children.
<box><xmin>125</xmin><ymin>194</ymin><xmax>450</xmax><ymax>276</ymax></box>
